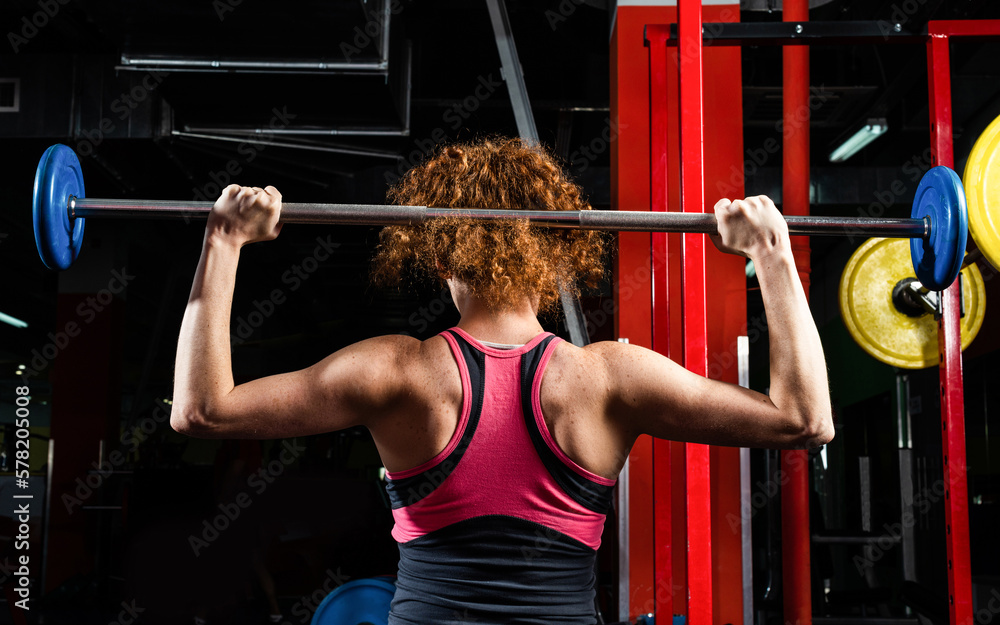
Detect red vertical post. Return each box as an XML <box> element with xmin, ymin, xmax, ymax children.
<box><xmin>781</xmin><ymin>1</ymin><xmax>813</xmax><ymax>624</ymax></box>
<box><xmin>677</xmin><ymin>1</ymin><xmax>712</xmax><ymax>625</ymax></box>
<box><xmin>648</xmin><ymin>30</ymin><xmax>674</xmax><ymax>620</ymax></box>
<box><xmin>925</xmin><ymin>32</ymin><xmax>973</xmax><ymax>625</ymax></box>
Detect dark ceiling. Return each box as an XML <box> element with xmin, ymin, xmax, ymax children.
<box><xmin>1</xmin><ymin>0</ymin><xmax>999</xmax><ymax>410</ymax></box>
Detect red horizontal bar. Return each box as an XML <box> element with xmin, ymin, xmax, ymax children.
<box><xmin>928</xmin><ymin>19</ymin><xmax>1000</xmax><ymax>38</ymax></box>
<box><xmin>648</xmin><ymin>20</ymin><xmax>1000</xmax><ymax>46</ymax></box>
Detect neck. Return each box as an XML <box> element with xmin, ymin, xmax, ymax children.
<box><xmin>455</xmin><ymin>298</ymin><xmax>544</xmax><ymax>345</ymax></box>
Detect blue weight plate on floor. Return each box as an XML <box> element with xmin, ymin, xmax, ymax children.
<box><xmin>33</xmin><ymin>144</ymin><xmax>86</xmax><ymax>271</ymax></box>
<box><xmin>310</xmin><ymin>578</ymin><xmax>396</xmax><ymax>625</ymax></box>
<box><xmin>910</xmin><ymin>166</ymin><xmax>968</xmax><ymax>291</ymax></box>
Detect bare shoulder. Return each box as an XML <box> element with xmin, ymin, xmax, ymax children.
<box><xmin>545</xmin><ymin>339</ymin><xmax>648</xmax><ymax>384</ymax></box>
<box><xmin>311</xmin><ymin>333</ymin><xmax>456</xmax><ymax>401</ymax></box>
<box><xmin>580</xmin><ymin>339</ymin><xmax>637</xmax><ymax>363</ymax></box>
<box><xmin>575</xmin><ymin>339</ymin><xmax>691</xmax><ymax>416</ymax></box>
<box><xmin>330</xmin><ymin>332</ymin><xmax>452</xmax><ymax>365</ymax></box>
<box><xmin>392</xmin><ymin>333</ymin><xmax>461</xmax><ymax>402</ymax></box>
<box><xmin>566</xmin><ymin>340</ymin><xmax>667</xmax><ymax>400</ymax></box>
<box><xmin>582</xmin><ymin>339</ymin><xmax>683</xmax><ymax>380</ymax></box>
<box><xmin>542</xmin><ymin>339</ymin><xmax>615</xmax><ymax>402</ymax></box>
<box><xmin>578</xmin><ymin>339</ymin><xmax>650</xmax><ymax>380</ymax></box>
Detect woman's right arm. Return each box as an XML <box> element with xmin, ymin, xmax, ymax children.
<box><xmin>595</xmin><ymin>195</ymin><xmax>834</xmax><ymax>450</ymax></box>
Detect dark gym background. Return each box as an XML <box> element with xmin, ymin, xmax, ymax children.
<box><xmin>0</xmin><ymin>0</ymin><xmax>998</xmax><ymax>623</ymax></box>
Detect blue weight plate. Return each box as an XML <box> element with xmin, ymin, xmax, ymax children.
<box><xmin>310</xmin><ymin>578</ymin><xmax>396</xmax><ymax>625</ymax></box>
<box><xmin>910</xmin><ymin>166</ymin><xmax>968</xmax><ymax>291</ymax></box>
<box><xmin>33</xmin><ymin>144</ymin><xmax>86</xmax><ymax>271</ymax></box>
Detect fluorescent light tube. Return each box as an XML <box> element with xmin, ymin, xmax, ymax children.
<box><xmin>829</xmin><ymin>119</ymin><xmax>888</xmax><ymax>163</ymax></box>
<box><xmin>0</xmin><ymin>311</ymin><xmax>27</xmax><ymax>329</ymax></box>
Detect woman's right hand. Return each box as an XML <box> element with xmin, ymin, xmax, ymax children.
<box><xmin>206</xmin><ymin>184</ymin><xmax>283</xmax><ymax>248</ymax></box>
<box><xmin>710</xmin><ymin>195</ymin><xmax>791</xmax><ymax>262</ymax></box>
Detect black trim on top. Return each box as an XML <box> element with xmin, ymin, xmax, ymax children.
<box><xmin>385</xmin><ymin>330</ymin><xmax>486</xmax><ymax>510</ymax></box>
<box><xmin>520</xmin><ymin>338</ymin><xmax>615</xmax><ymax>514</ymax></box>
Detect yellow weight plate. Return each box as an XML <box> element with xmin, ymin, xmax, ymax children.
<box><xmin>839</xmin><ymin>238</ymin><xmax>986</xmax><ymax>369</ymax></box>
<box><xmin>964</xmin><ymin>113</ymin><xmax>1000</xmax><ymax>272</ymax></box>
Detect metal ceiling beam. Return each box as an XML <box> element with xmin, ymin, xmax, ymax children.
<box><xmin>118</xmin><ymin>0</ymin><xmax>392</xmax><ymax>74</ymax></box>
<box><xmin>180</xmin><ymin>126</ymin><xmax>409</xmax><ymax>137</ymax></box>
<box><xmin>171</xmin><ymin>131</ymin><xmax>401</xmax><ymax>159</ymax></box>
<box><xmin>485</xmin><ymin>0</ymin><xmax>540</xmax><ymax>143</ymax></box>
<box><xmin>484</xmin><ymin>0</ymin><xmax>591</xmax><ymax>348</ymax></box>
<box><xmin>116</xmin><ymin>55</ymin><xmax>388</xmax><ymax>75</ymax></box>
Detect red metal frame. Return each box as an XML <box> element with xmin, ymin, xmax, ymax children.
<box><xmin>648</xmin><ymin>28</ymin><xmax>675</xmax><ymax>621</ymax></box>
<box><xmin>781</xmin><ymin>1</ymin><xmax>813</xmax><ymax>624</ymax></box>
<box><xmin>649</xmin><ymin>2</ymin><xmax>714</xmax><ymax>623</ymax></box>
<box><xmin>927</xmin><ymin>19</ymin><xmax>1000</xmax><ymax>38</ymax></box>
<box><xmin>926</xmin><ymin>28</ymin><xmax>973</xmax><ymax>625</ymax></box>
<box><xmin>643</xmin><ymin>13</ymin><xmax>1000</xmax><ymax>625</ymax></box>
<box><xmin>677</xmin><ymin>3</ymin><xmax>713</xmax><ymax>625</ymax></box>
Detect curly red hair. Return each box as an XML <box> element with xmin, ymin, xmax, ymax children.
<box><xmin>371</xmin><ymin>137</ymin><xmax>606</xmax><ymax>313</ymax></box>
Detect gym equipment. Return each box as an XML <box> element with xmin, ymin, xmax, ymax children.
<box><xmin>33</xmin><ymin>143</ymin><xmax>967</xmax><ymax>289</ymax></box>
<box><xmin>963</xmin><ymin>112</ymin><xmax>1000</xmax><ymax>272</ymax></box>
<box><xmin>33</xmin><ymin>144</ymin><xmax>86</xmax><ymax>272</ymax></box>
<box><xmin>839</xmin><ymin>237</ymin><xmax>985</xmax><ymax>369</ymax></box>
<box><xmin>310</xmin><ymin>578</ymin><xmax>395</xmax><ymax>625</ymax></box>
<box><xmin>910</xmin><ymin>166</ymin><xmax>968</xmax><ymax>293</ymax></box>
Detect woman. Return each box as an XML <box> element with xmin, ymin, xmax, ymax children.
<box><xmin>171</xmin><ymin>137</ymin><xmax>833</xmax><ymax>624</ymax></box>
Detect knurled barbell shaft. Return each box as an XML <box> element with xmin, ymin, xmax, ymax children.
<box><xmin>68</xmin><ymin>197</ymin><xmax>931</xmax><ymax>239</ymax></box>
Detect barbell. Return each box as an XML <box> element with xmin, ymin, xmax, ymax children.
<box><xmin>33</xmin><ymin>143</ymin><xmax>969</xmax><ymax>291</ymax></box>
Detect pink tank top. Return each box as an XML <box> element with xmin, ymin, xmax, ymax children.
<box><xmin>384</xmin><ymin>328</ymin><xmax>616</xmax><ymax>622</ymax></box>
